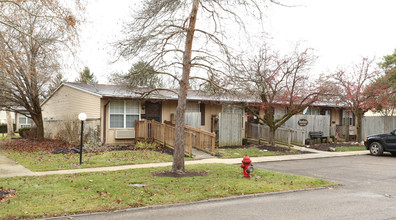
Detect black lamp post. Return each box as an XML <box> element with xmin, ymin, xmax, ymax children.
<box><xmin>1</xmin><ymin>120</ymin><xmax>5</xmax><ymax>137</ymax></box>
<box><xmin>78</xmin><ymin>112</ymin><xmax>87</xmax><ymax>165</ymax></box>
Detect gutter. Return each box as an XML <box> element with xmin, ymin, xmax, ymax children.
<box><xmin>102</xmin><ymin>100</ymin><xmax>111</xmax><ymax>145</ymax></box>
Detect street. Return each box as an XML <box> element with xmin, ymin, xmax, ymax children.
<box><xmin>60</xmin><ymin>155</ymin><xmax>396</xmax><ymax>220</ymax></box>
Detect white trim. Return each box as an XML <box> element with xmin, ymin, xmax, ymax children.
<box><xmin>63</xmin><ymin>83</ymin><xmax>102</xmax><ymax>98</ymax></box>
<box><xmin>109</xmin><ymin>100</ymin><xmax>140</xmax><ymax>129</ymax></box>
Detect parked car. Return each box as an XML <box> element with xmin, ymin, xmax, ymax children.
<box><xmin>364</xmin><ymin>129</ymin><xmax>396</xmax><ymax>156</ymax></box>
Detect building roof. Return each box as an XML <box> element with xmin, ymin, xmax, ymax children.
<box><xmin>42</xmin><ymin>82</ymin><xmax>344</xmax><ymax>108</ymax></box>
<box><xmin>61</xmin><ymin>82</ymin><xmax>254</xmax><ymax>103</ymax></box>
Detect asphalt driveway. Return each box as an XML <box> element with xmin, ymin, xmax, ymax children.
<box><xmin>63</xmin><ymin>154</ymin><xmax>396</xmax><ymax>220</ymax></box>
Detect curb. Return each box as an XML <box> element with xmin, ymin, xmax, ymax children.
<box><xmin>41</xmin><ymin>186</ymin><xmax>337</xmax><ymax>220</ymax></box>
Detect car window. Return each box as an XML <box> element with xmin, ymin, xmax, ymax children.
<box><xmin>392</xmin><ymin>129</ymin><xmax>396</xmax><ymax>135</ymax></box>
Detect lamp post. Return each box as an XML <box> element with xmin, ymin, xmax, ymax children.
<box><xmin>1</xmin><ymin>119</ymin><xmax>5</xmax><ymax>137</ymax></box>
<box><xmin>78</xmin><ymin>113</ymin><xmax>87</xmax><ymax>165</ymax></box>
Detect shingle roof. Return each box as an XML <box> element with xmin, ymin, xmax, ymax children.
<box><xmin>55</xmin><ymin>82</ymin><xmax>343</xmax><ymax>108</ymax></box>
<box><xmin>63</xmin><ymin>82</ymin><xmax>253</xmax><ymax>103</ymax></box>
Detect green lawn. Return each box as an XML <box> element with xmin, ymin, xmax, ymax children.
<box><xmin>1</xmin><ymin>150</ymin><xmax>175</xmax><ymax>171</ymax></box>
<box><xmin>335</xmin><ymin>146</ymin><xmax>366</xmax><ymax>152</ymax></box>
<box><xmin>0</xmin><ymin>164</ymin><xmax>335</xmax><ymax>219</ymax></box>
<box><xmin>0</xmin><ymin>133</ymin><xmax>19</xmax><ymax>140</ymax></box>
<box><xmin>216</xmin><ymin>145</ymin><xmax>301</xmax><ymax>158</ymax></box>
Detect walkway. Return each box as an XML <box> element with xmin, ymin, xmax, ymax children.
<box><xmin>0</xmin><ymin>151</ymin><xmax>35</xmax><ymax>177</ymax></box>
<box><xmin>0</xmin><ymin>147</ymin><xmax>369</xmax><ymax>178</ymax></box>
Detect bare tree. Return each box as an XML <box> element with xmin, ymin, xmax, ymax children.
<box><xmin>329</xmin><ymin>58</ymin><xmax>382</xmax><ymax>142</ymax></box>
<box><xmin>0</xmin><ymin>0</ymin><xmax>83</xmax><ymax>139</ymax></box>
<box><xmin>116</xmin><ymin>0</ymin><xmax>280</xmax><ymax>174</ymax></box>
<box><xmin>6</xmin><ymin>111</ymin><xmax>14</xmax><ymax>137</ymax></box>
<box><xmin>231</xmin><ymin>45</ymin><xmax>326</xmax><ymax>145</ymax></box>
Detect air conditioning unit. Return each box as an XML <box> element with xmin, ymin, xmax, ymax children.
<box><xmin>115</xmin><ymin>130</ymin><xmax>135</xmax><ymax>139</ymax></box>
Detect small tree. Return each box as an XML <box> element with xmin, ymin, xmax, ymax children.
<box><xmin>232</xmin><ymin>45</ymin><xmax>325</xmax><ymax>145</ymax></box>
<box><xmin>110</xmin><ymin>61</ymin><xmax>164</xmax><ymax>88</ymax></box>
<box><xmin>329</xmin><ymin>58</ymin><xmax>383</xmax><ymax>142</ymax></box>
<box><xmin>76</xmin><ymin>67</ymin><xmax>95</xmax><ymax>84</ymax></box>
<box><xmin>370</xmin><ymin>49</ymin><xmax>396</xmax><ymax>116</ymax></box>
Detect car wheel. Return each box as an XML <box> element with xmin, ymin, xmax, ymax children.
<box><xmin>369</xmin><ymin>142</ymin><xmax>383</xmax><ymax>156</ymax></box>
<box><xmin>391</xmin><ymin>152</ymin><xmax>396</xmax><ymax>157</ymax></box>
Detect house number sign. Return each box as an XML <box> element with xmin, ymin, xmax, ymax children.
<box><xmin>298</xmin><ymin>119</ymin><xmax>308</xmax><ymax>127</ymax></box>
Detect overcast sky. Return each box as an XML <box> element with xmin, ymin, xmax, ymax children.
<box><xmin>68</xmin><ymin>0</ymin><xmax>396</xmax><ymax>83</ymax></box>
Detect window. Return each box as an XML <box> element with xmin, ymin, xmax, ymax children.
<box><xmin>342</xmin><ymin>110</ymin><xmax>354</xmax><ymax>126</ymax></box>
<box><xmin>109</xmin><ymin>100</ymin><xmax>139</xmax><ymax>128</ymax></box>
<box><xmin>18</xmin><ymin>115</ymin><xmax>32</xmax><ymax>128</ymax></box>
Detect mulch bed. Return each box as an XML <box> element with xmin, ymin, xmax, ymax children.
<box><xmin>0</xmin><ymin>138</ymin><xmax>173</xmax><ymax>155</ymax></box>
<box><xmin>1</xmin><ymin>139</ymin><xmax>73</xmax><ymax>153</ymax></box>
<box><xmin>309</xmin><ymin>142</ymin><xmax>361</xmax><ymax>151</ymax></box>
<box><xmin>152</xmin><ymin>170</ymin><xmax>208</xmax><ymax>178</ymax></box>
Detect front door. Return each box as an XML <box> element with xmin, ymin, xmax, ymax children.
<box><xmin>143</xmin><ymin>101</ymin><xmax>162</xmax><ymax>122</ymax></box>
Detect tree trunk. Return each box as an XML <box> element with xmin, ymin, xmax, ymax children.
<box><xmin>355</xmin><ymin>110</ymin><xmax>364</xmax><ymax>142</ymax></box>
<box><xmin>31</xmin><ymin>110</ymin><xmax>44</xmax><ymax>139</ymax></box>
<box><xmin>6</xmin><ymin>111</ymin><xmax>14</xmax><ymax>137</ymax></box>
<box><xmin>172</xmin><ymin>0</ymin><xmax>200</xmax><ymax>174</ymax></box>
<box><xmin>268</xmin><ymin>126</ymin><xmax>276</xmax><ymax>146</ymax></box>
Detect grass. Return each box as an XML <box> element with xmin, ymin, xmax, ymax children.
<box><xmin>1</xmin><ymin>150</ymin><xmax>176</xmax><ymax>171</ymax></box>
<box><xmin>0</xmin><ymin>133</ymin><xmax>19</xmax><ymax>140</ymax></box>
<box><xmin>216</xmin><ymin>145</ymin><xmax>301</xmax><ymax>158</ymax></box>
<box><xmin>335</xmin><ymin>146</ymin><xmax>366</xmax><ymax>152</ymax></box>
<box><xmin>0</xmin><ymin>164</ymin><xmax>335</xmax><ymax>219</ymax></box>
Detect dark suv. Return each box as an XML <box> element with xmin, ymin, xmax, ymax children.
<box><xmin>364</xmin><ymin>129</ymin><xmax>396</xmax><ymax>156</ymax></box>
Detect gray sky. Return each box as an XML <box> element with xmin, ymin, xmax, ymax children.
<box><xmin>68</xmin><ymin>0</ymin><xmax>396</xmax><ymax>83</ymax></box>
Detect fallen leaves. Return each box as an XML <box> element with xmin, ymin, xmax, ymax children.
<box><xmin>2</xmin><ymin>139</ymin><xmax>73</xmax><ymax>153</ymax></box>
<box><xmin>0</xmin><ymin>188</ymin><xmax>17</xmax><ymax>201</ymax></box>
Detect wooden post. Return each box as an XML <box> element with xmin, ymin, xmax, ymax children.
<box><xmin>144</xmin><ymin>120</ymin><xmax>147</xmax><ymax>140</ymax></box>
<box><xmin>189</xmin><ymin>132</ymin><xmax>193</xmax><ymax>157</ymax></box>
<box><xmin>288</xmin><ymin>129</ymin><xmax>291</xmax><ymax>148</ymax></box>
<box><xmin>162</xmin><ymin>123</ymin><xmax>166</xmax><ymax>146</ymax></box>
<box><xmin>211</xmin><ymin>135</ymin><xmax>215</xmax><ymax>155</ymax></box>
<box><xmin>135</xmin><ymin>121</ymin><xmax>138</xmax><ymax>138</ymax></box>
<box><xmin>197</xmin><ymin>132</ymin><xmax>201</xmax><ymax>150</ymax></box>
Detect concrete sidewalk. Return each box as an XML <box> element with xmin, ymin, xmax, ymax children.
<box><xmin>0</xmin><ymin>151</ymin><xmax>35</xmax><ymax>178</ymax></box>
<box><xmin>0</xmin><ymin>147</ymin><xmax>369</xmax><ymax>178</ymax></box>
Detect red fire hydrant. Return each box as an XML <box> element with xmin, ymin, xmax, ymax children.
<box><xmin>241</xmin><ymin>155</ymin><xmax>253</xmax><ymax>178</ymax></box>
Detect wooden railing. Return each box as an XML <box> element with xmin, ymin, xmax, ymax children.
<box><xmin>135</xmin><ymin>120</ymin><xmax>216</xmax><ymax>156</ymax></box>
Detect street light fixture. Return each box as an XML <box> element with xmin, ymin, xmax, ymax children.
<box><xmin>78</xmin><ymin>113</ymin><xmax>87</xmax><ymax>165</ymax></box>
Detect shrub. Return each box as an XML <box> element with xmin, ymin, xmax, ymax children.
<box><xmin>135</xmin><ymin>141</ymin><xmax>158</xmax><ymax>150</ymax></box>
<box><xmin>83</xmin><ymin>139</ymin><xmax>106</xmax><ymax>152</ymax></box>
<box><xmin>18</xmin><ymin>127</ymin><xmax>37</xmax><ymax>138</ymax></box>
<box><xmin>242</xmin><ymin>138</ymin><xmax>248</xmax><ymax>145</ymax></box>
<box><xmin>18</xmin><ymin>127</ymin><xmax>31</xmax><ymax>138</ymax></box>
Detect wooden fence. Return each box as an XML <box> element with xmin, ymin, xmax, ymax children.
<box><xmin>135</xmin><ymin>120</ymin><xmax>216</xmax><ymax>156</ymax></box>
<box><xmin>283</xmin><ymin>115</ymin><xmax>330</xmax><ymax>138</ymax></box>
<box><xmin>218</xmin><ymin>112</ymin><xmax>242</xmax><ymax>147</ymax></box>
<box><xmin>246</xmin><ymin>123</ymin><xmax>306</xmax><ymax>146</ymax></box>
<box><xmin>362</xmin><ymin>116</ymin><xmax>396</xmax><ymax>138</ymax></box>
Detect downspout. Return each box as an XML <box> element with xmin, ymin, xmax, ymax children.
<box><xmin>102</xmin><ymin>100</ymin><xmax>111</xmax><ymax>145</ymax></box>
